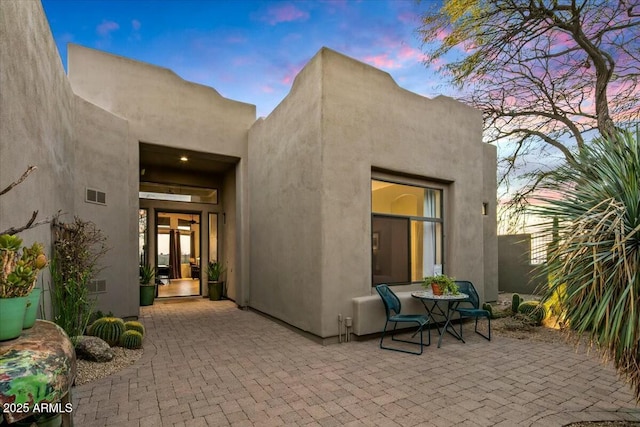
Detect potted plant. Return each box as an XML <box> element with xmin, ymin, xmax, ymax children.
<box><xmin>139</xmin><ymin>264</ymin><xmax>156</xmax><ymax>306</ymax></box>
<box><xmin>206</xmin><ymin>261</ymin><xmax>226</xmax><ymax>301</ymax></box>
<box><xmin>0</xmin><ymin>234</ymin><xmax>48</xmax><ymax>340</ymax></box>
<box><xmin>422</xmin><ymin>274</ymin><xmax>459</xmax><ymax>296</ymax></box>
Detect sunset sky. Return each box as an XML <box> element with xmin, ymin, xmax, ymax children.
<box><xmin>41</xmin><ymin>0</ymin><xmax>451</xmax><ymax>118</ymax></box>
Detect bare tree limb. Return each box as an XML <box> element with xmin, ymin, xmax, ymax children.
<box><xmin>0</xmin><ymin>166</ymin><xmax>37</xmax><ymax>196</ymax></box>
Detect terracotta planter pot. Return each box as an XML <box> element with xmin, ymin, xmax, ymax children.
<box><xmin>431</xmin><ymin>283</ymin><xmax>443</xmax><ymax>296</ymax></box>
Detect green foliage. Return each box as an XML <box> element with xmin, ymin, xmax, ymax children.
<box><xmin>89</xmin><ymin>317</ymin><xmax>125</xmax><ymax>346</ymax></box>
<box><xmin>0</xmin><ymin>235</ymin><xmax>48</xmax><ymax>298</ymax></box>
<box><xmin>511</xmin><ymin>294</ymin><xmax>521</xmax><ymax>313</ymax></box>
<box><xmin>50</xmin><ymin>217</ymin><xmax>107</xmax><ymax>344</ymax></box>
<box><xmin>206</xmin><ymin>261</ymin><xmax>226</xmax><ymax>281</ymax></box>
<box><xmin>422</xmin><ymin>275</ymin><xmax>459</xmax><ymax>295</ymax></box>
<box><xmin>482</xmin><ymin>302</ymin><xmax>493</xmax><ymax>316</ymax></box>
<box><xmin>534</xmin><ymin>131</ymin><xmax>640</xmax><ymax>399</ymax></box>
<box><xmin>119</xmin><ymin>330</ymin><xmax>143</xmax><ymax>349</ymax></box>
<box><xmin>518</xmin><ymin>301</ymin><xmax>546</xmax><ymax>326</ymax></box>
<box><xmin>125</xmin><ymin>320</ymin><xmax>145</xmax><ymax>337</ymax></box>
<box><xmin>139</xmin><ymin>265</ymin><xmax>156</xmax><ymax>285</ymax></box>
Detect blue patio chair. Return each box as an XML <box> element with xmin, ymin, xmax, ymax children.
<box><xmin>375</xmin><ymin>284</ymin><xmax>431</xmax><ymax>355</ymax></box>
<box><xmin>454</xmin><ymin>281</ymin><xmax>491</xmax><ymax>341</ymax></box>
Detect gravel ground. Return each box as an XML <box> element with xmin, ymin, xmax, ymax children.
<box><xmin>75</xmin><ymin>347</ymin><xmax>143</xmax><ymax>386</ymax></box>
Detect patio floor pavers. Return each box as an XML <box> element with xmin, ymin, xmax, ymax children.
<box><xmin>72</xmin><ymin>299</ymin><xmax>640</xmax><ymax>426</ymax></box>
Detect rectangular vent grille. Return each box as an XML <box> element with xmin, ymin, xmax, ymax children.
<box><xmin>86</xmin><ymin>188</ymin><xmax>106</xmax><ymax>205</ymax></box>
<box><xmin>88</xmin><ymin>279</ymin><xmax>107</xmax><ymax>293</ymax></box>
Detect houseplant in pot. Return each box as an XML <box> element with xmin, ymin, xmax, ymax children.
<box><xmin>0</xmin><ymin>234</ymin><xmax>48</xmax><ymax>340</ymax></box>
<box><xmin>206</xmin><ymin>261</ymin><xmax>226</xmax><ymax>301</ymax></box>
<box><xmin>139</xmin><ymin>264</ymin><xmax>156</xmax><ymax>306</ymax></box>
<box><xmin>422</xmin><ymin>274</ymin><xmax>458</xmax><ymax>296</ymax></box>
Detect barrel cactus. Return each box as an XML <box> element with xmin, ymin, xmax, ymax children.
<box><xmin>89</xmin><ymin>317</ymin><xmax>125</xmax><ymax>346</ymax></box>
<box><xmin>119</xmin><ymin>330</ymin><xmax>143</xmax><ymax>349</ymax></box>
<box><xmin>124</xmin><ymin>321</ymin><xmax>145</xmax><ymax>337</ymax></box>
<box><xmin>518</xmin><ymin>301</ymin><xmax>547</xmax><ymax>326</ymax></box>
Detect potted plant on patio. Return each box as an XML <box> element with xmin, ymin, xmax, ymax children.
<box><xmin>0</xmin><ymin>234</ymin><xmax>48</xmax><ymax>340</ymax></box>
<box><xmin>139</xmin><ymin>264</ymin><xmax>156</xmax><ymax>306</ymax></box>
<box><xmin>206</xmin><ymin>261</ymin><xmax>226</xmax><ymax>301</ymax></box>
<box><xmin>422</xmin><ymin>274</ymin><xmax>458</xmax><ymax>296</ymax></box>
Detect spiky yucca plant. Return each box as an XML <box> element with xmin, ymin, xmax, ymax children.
<box><xmin>533</xmin><ymin>130</ymin><xmax>640</xmax><ymax>400</ymax></box>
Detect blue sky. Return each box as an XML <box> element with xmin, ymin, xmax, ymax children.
<box><xmin>42</xmin><ymin>0</ymin><xmax>449</xmax><ymax>118</ymax></box>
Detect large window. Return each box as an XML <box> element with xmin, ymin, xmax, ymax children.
<box><xmin>371</xmin><ymin>179</ymin><xmax>443</xmax><ymax>286</ymax></box>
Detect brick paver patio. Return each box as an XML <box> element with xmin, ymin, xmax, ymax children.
<box><xmin>73</xmin><ymin>299</ymin><xmax>640</xmax><ymax>426</ymax></box>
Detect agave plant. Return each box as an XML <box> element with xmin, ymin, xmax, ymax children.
<box><xmin>532</xmin><ymin>130</ymin><xmax>640</xmax><ymax>399</ymax></box>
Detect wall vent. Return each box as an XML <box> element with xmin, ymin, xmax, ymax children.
<box><xmin>88</xmin><ymin>279</ymin><xmax>107</xmax><ymax>294</ymax></box>
<box><xmin>86</xmin><ymin>188</ymin><xmax>106</xmax><ymax>205</ymax></box>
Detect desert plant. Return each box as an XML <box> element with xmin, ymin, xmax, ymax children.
<box><xmin>482</xmin><ymin>302</ymin><xmax>493</xmax><ymax>317</ymax></box>
<box><xmin>518</xmin><ymin>301</ymin><xmax>546</xmax><ymax>326</ymax></box>
<box><xmin>89</xmin><ymin>317</ymin><xmax>125</xmax><ymax>346</ymax></box>
<box><xmin>534</xmin><ymin>130</ymin><xmax>640</xmax><ymax>399</ymax></box>
<box><xmin>0</xmin><ymin>234</ymin><xmax>47</xmax><ymax>298</ymax></box>
<box><xmin>511</xmin><ymin>294</ymin><xmax>522</xmax><ymax>313</ymax></box>
<box><xmin>50</xmin><ymin>217</ymin><xmax>107</xmax><ymax>344</ymax></box>
<box><xmin>124</xmin><ymin>320</ymin><xmax>145</xmax><ymax>337</ymax></box>
<box><xmin>119</xmin><ymin>330</ymin><xmax>143</xmax><ymax>349</ymax></box>
<box><xmin>206</xmin><ymin>261</ymin><xmax>226</xmax><ymax>281</ymax></box>
<box><xmin>422</xmin><ymin>274</ymin><xmax>459</xmax><ymax>295</ymax></box>
<box><xmin>139</xmin><ymin>265</ymin><xmax>156</xmax><ymax>285</ymax></box>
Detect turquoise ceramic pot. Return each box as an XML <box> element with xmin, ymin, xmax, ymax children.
<box><xmin>23</xmin><ymin>287</ymin><xmax>42</xmax><ymax>329</ymax></box>
<box><xmin>0</xmin><ymin>296</ymin><xmax>28</xmax><ymax>340</ymax></box>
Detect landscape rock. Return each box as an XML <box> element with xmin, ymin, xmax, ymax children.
<box><xmin>75</xmin><ymin>336</ymin><xmax>115</xmax><ymax>362</ymax></box>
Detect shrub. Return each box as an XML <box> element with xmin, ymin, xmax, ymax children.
<box><xmin>482</xmin><ymin>302</ymin><xmax>493</xmax><ymax>317</ymax></box>
<box><xmin>89</xmin><ymin>317</ymin><xmax>125</xmax><ymax>346</ymax></box>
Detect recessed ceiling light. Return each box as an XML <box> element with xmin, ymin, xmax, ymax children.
<box><xmin>180</xmin><ymin>156</ymin><xmax>188</xmax><ymax>162</ymax></box>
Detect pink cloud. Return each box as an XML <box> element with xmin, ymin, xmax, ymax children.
<box><xmin>96</xmin><ymin>20</ymin><xmax>119</xmax><ymax>37</ymax></box>
<box><xmin>261</xmin><ymin>85</ymin><xmax>275</xmax><ymax>94</ymax></box>
<box><xmin>261</xmin><ymin>4</ymin><xmax>309</xmax><ymax>25</ymax></box>
<box><xmin>362</xmin><ymin>53</ymin><xmax>401</xmax><ymax>69</ymax></box>
<box><xmin>131</xmin><ymin>19</ymin><xmax>141</xmax><ymax>31</ymax></box>
<box><xmin>398</xmin><ymin>45</ymin><xmax>427</xmax><ymax>62</ymax></box>
<box><xmin>280</xmin><ymin>62</ymin><xmax>306</xmax><ymax>85</ymax></box>
<box><xmin>397</xmin><ymin>11</ymin><xmax>418</xmax><ymax>24</ymax></box>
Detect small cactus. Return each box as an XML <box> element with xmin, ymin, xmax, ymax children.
<box><xmin>511</xmin><ymin>294</ymin><xmax>522</xmax><ymax>313</ymax></box>
<box><xmin>518</xmin><ymin>301</ymin><xmax>546</xmax><ymax>326</ymax></box>
<box><xmin>124</xmin><ymin>321</ymin><xmax>145</xmax><ymax>337</ymax></box>
<box><xmin>119</xmin><ymin>330</ymin><xmax>143</xmax><ymax>349</ymax></box>
<box><xmin>482</xmin><ymin>302</ymin><xmax>493</xmax><ymax>317</ymax></box>
<box><xmin>89</xmin><ymin>317</ymin><xmax>125</xmax><ymax>346</ymax></box>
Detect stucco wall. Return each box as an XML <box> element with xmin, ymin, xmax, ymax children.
<box><xmin>0</xmin><ymin>1</ymin><xmax>138</xmax><ymax>318</ymax></box>
<box><xmin>498</xmin><ymin>234</ymin><xmax>546</xmax><ymax>295</ymax></box>
<box><xmin>248</xmin><ymin>56</ymin><xmax>324</xmax><ymax>334</ymax></box>
<box><xmin>249</xmin><ymin>48</ymin><xmax>495</xmax><ymax>339</ymax></box>
<box><xmin>73</xmin><ymin>97</ymin><xmax>138</xmax><ymax>317</ymax></box>
<box><xmin>319</xmin><ymin>49</ymin><xmax>490</xmax><ymax>336</ymax></box>
<box><xmin>483</xmin><ymin>144</ymin><xmax>499</xmax><ymax>302</ymax></box>
<box><xmin>67</xmin><ymin>45</ymin><xmax>256</xmax><ymax>309</ymax></box>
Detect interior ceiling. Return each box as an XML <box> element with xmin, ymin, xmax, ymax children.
<box><xmin>139</xmin><ymin>142</ymin><xmax>238</xmax><ymax>175</ymax></box>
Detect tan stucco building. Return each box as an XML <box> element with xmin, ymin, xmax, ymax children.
<box><xmin>1</xmin><ymin>1</ymin><xmax>497</xmax><ymax>342</ymax></box>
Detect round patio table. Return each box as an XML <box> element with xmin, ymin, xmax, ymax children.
<box><xmin>411</xmin><ymin>290</ymin><xmax>469</xmax><ymax>348</ymax></box>
<box><xmin>0</xmin><ymin>320</ymin><xmax>76</xmax><ymax>426</ymax></box>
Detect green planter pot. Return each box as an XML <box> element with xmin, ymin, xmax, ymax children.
<box><xmin>23</xmin><ymin>287</ymin><xmax>42</xmax><ymax>329</ymax></box>
<box><xmin>0</xmin><ymin>296</ymin><xmax>28</xmax><ymax>341</ymax></box>
<box><xmin>208</xmin><ymin>281</ymin><xmax>223</xmax><ymax>301</ymax></box>
<box><xmin>140</xmin><ymin>284</ymin><xmax>156</xmax><ymax>306</ymax></box>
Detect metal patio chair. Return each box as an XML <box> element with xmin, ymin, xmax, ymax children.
<box><xmin>375</xmin><ymin>284</ymin><xmax>431</xmax><ymax>355</ymax></box>
<box><xmin>454</xmin><ymin>281</ymin><xmax>491</xmax><ymax>341</ymax></box>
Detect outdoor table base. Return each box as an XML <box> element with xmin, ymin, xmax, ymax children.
<box><xmin>411</xmin><ymin>291</ymin><xmax>469</xmax><ymax>348</ymax></box>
